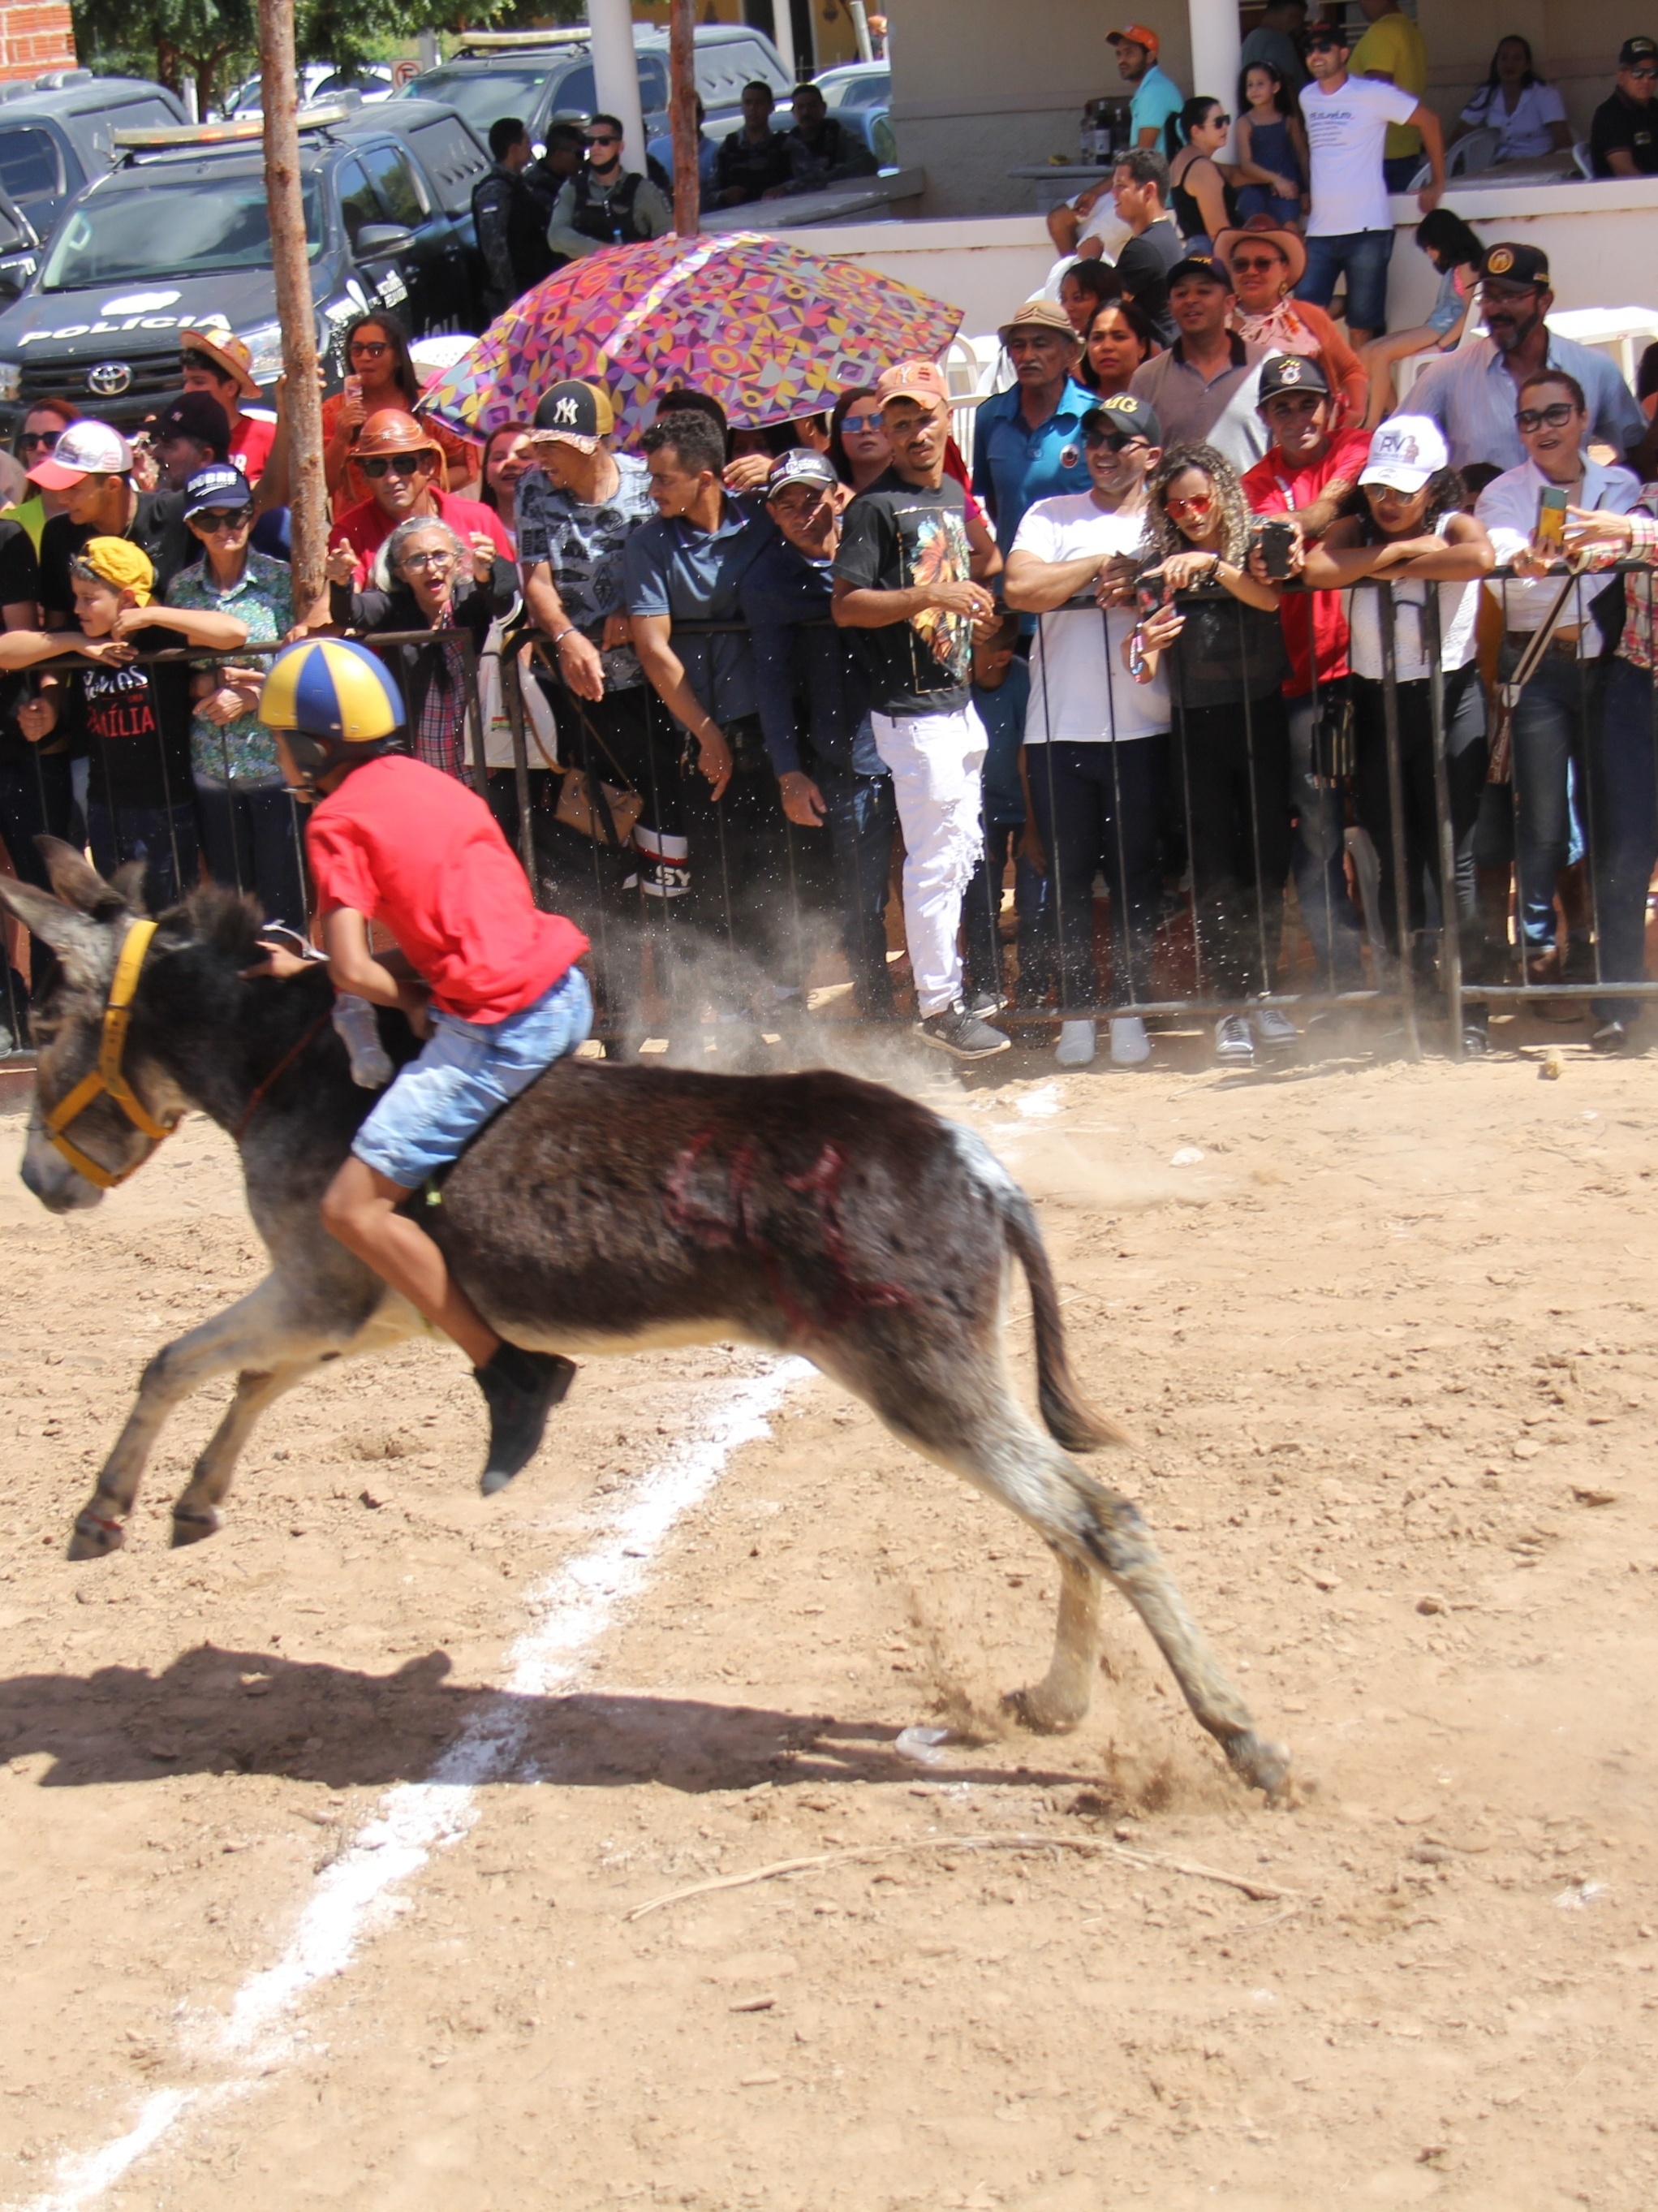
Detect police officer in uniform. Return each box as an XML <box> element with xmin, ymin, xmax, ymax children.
<box><xmin>546</xmin><ymin>112</ymin><xmax>673</xmax><ymax>261</ymax></box>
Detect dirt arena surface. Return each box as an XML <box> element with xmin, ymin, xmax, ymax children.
<box><xmin>2</xmin><ymin>1020</ymin><xmax>1658</xmax><ymax>2212</ymax></box>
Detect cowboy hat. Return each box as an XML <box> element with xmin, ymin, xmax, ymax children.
<box><xmin>180</xmin><ymin>327</ymin><xmax>261</xmax><ymax>400</ymax></box>
<box><xmin>1213</xmin><ymin>221</ymin><xmax>1308</xmax><ymax>292</ymax></box>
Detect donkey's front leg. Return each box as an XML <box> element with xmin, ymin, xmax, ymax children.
<box><xmin>70</xmin><ymin>1278</ymin><xmax>342</xmax><ymax>1559</ymax></box>
<box><xmin>169</xmin><ymin>1357</ymin><xmax>326</xmax><ymax>1546</ymax></box>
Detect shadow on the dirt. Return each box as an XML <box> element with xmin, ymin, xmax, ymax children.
<box><xmin>0</xmin><ymin>1643</ymin><xmax>1096</xmax><ymax>1796</ymax></box>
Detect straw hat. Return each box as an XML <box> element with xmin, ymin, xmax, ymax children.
<box><xmin>1212</xmin><ymin>222</ymin><xmax>1308</xmax><ymax>292</ymax></box>
<box><xmin>180</xmin><ymin>326</ymin><xmax>260</xmax><ymax>400</ymax></box>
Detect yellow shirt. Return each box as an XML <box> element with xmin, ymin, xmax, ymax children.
<box><xmin>1350</xmin><ymin>9</ymin><xmax>1427</xmax><ymax>162</ymax></box>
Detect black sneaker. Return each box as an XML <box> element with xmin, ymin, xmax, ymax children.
<box><xmin>474</xmin><ymin>1343</ymin><xmax>576</xmax><ymax>1495</ymax></box>
<box><xmin>1591</xmin><ymin>1019</ymin><xmax>1630</xmax><ymax>1055</ymax></box>
<box><xmin>915</xmin><ymin>1003</ymin><xmax>1011</xmax><ymax>1059</ymax></box>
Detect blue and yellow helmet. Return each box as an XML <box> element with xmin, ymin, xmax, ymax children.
<box><xmin>260</xmin><ymin>637</ymin><xmax>406</xmax><ymax>745</ymax></box>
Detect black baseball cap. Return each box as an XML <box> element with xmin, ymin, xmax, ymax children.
<box><xmin>1258</xmin><ymin>351</ymin><xmax>1330</xmax><ymax>400</ymax></box>
<box><xmin>153</xmin><ymin>390</ymin><xmax>230</xmax><ymax>451</ymax></box>
<box><xmin>1167</xmin><ymin>253</ymin><xmax>1232</xmax><ymax>291</ymax></box>
<box><xmin>764</xmin><ymin>447</ymin><xmax>838</xmax><ymax>500</ymax></box>
<box><xmin>532</xmin><ymin>378</ymin><xmax>614</xmax><ymax>450</ymax></box>
<box><xmin>1479</xmin><ymin>241</ymin><xmax>1549</xmax><ymax>291</ymax></box>
<box><xmin>1305</xmin><ymin>19</ymin><xmax>1350</xmax><ymax>48</ymax></box>
<box><xmin>1081</xmin><ymin>393</ymin><xmax>1161</xmax><ymax>446</ymax></box>
<box><xmin>1619</xmin><ymin>35</ymin><xmax>1658</xmax><ymax>67</ymax></box>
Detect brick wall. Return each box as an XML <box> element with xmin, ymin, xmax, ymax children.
<box><xmin>0</xmin><ymin>1</ymin><xmax>75</xmax><ymax>82</ymax></box>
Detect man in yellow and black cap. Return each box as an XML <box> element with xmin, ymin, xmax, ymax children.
<box><xmin>1591</xmin><ymin>36</ymin><xmax>1658</xmax><ymax>177</ymax></box>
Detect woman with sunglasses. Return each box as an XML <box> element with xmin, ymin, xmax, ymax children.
<box><xmin>2</xmin><ymin>399</ymin><xmax>78</xmax><ymax>551</ymax></box>
<box><xmin>322</xmin><ymin>310</ymin><xmax>478</xmax><ymax>514</ymax></box>
<box><xmin>1165</xmin><ymin>97</ymin><xmax>1240</xmax><ymax>255</ymax></box>
<box><xmin>829</xmin><ymin>387</ymin><xmax>891</xmax><ymax>493</ymax></box>
<box><xmin>325</xmin><ymin>515</ymin><xmax>516</xmax><ymax>787</ymax></box>
<box><xmin>1213</xmin><ymin>222</ymin><xmax>1366</xmax><ymax>427</ymax></box>
<box><xmin>1125</xmin><ymin>440</ymin><xmax>1294</xmax><ymax>1066</ymax></box>
<box><xmin>1081</xmin><ymin>297</ymin><xmax>1159</xmax><ymax>399</ymax></box>
<box><xmin>160</xmin><ymin>465</ymin><xmax>303</xmax><ymax>930</ymax></box>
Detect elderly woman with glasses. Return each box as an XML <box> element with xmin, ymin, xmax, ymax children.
<box><xmin>1212</xmin><ymin>221</ymin><xmax>1367</xmax><ymax>427</ymax></box>
<box><xmin>160</xmin><ymin>464</ymin><xmax>302</xmax><ymax>929</ymax></box>
<box><xmin>325</xmin><ymin>515</ymin><xmax>517</xmax><ymax>786</ymax></box>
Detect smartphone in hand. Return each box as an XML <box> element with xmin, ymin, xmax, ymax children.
<box><xmin>1535</xmin><ymin>483</ymin><xmax>1569</xmax><ymax>556</ymax></box>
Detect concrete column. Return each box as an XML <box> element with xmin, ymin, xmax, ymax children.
<box><xmin>587</xmin><ymin>0</ymin><xmax>647</xmax><ymax>175</ymax></box>
<box><xmin>770</xmin><ymin>0</ymin><xmax>797</xmax><ymax>84</ymax></box>
<box><xmin>1186</xmin><ymin>0</ymin><xmax>1242</xmax><ymax>158</ymax></box>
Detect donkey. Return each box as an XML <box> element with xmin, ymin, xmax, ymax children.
<box><xmin>0</xmin><ymin>847</ymin><xmax>1289</xmax><ymax>1796</ymax></box>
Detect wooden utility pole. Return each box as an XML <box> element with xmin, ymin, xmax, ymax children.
<box><xmin>670</xmin><ymin>0</ymin><xmax>700</xmax><ymax>236</ymax></box>
<box><xmin>259</xmin><ymin>0</ymin><xmax>326</xmax><ymax>609</ymax></box>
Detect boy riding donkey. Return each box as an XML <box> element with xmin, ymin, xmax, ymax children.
<box><xmin>247</xmin><ymin>637</ymin><xmax>591</xmax><ymax>1491</ymax></box>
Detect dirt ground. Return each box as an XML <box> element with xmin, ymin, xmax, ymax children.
<box><xmin>2</xmin><ymin>1015</ymin><xmax>1658</xmax><ymax>2212</ymax></box>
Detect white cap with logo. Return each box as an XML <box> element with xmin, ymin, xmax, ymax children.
<box><xmin>1359</xmin><ymin>415</ymin><xmax>1450</xmax><ymax>495</ymax></box>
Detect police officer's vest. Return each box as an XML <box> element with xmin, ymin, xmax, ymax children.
<box><xmin>569</xmin><ymin>168</ymin><xmax>648</xmax><ymax>246</ymax></box>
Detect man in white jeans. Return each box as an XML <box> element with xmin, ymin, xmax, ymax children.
<box><xmin>833</xmin><ymin>360</ymin><xmax>1008</xmax><ymax>1058</ymax></box>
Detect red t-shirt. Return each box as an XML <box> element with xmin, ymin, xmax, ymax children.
<box><xmin>332</xmin><ymin>489</ymin><xmax>513</xmax><ymax>584</ymax></box>
<box><xmin>1242</xmin><ymin>428</ymin><xmax>1372</xmax><ymax>699</ymax></box>
<box><xmin>230</xmin><ymin>412</ymin><xmax>277</xmax><ymax>485</ymax></box>
<box><xmin>307</xmin><ymin>753</ymin><xmax>587</xmax><ymax>1023</ymax></box>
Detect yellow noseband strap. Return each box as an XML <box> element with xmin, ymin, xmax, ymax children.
<box><xmin>43</xmin><ymin>917</ymin><xmax>176</xmax><ymax>1189</ymax></box>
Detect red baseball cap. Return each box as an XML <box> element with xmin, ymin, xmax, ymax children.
<box><xmin>874</xmin><ymin>360</ymin><xmax>950</xmax><ymax>416</ymax></box>
<box><xmin>1107</xmin><ymin>23</ymin><xmax>1160</xmax><ymax>55</ymax></box>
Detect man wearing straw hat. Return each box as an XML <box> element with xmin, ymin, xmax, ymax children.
<box><xmin>179</xmin><ymin>328</ymin><xmax>277</xmax><ymax>486</ymax></box>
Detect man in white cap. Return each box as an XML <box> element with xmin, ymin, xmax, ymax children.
<box><xmin>971</xmin><ymin>297</ymin><xmax>1093</xmax><ymax>557</ymax></box>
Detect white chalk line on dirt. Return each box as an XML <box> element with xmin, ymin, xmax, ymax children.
<box><xmin>11</xmin><ymin>1355</ymin><xmax>813</xmax><ymax>2212</ymax></box>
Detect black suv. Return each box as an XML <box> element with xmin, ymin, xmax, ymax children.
<box><xmin>0</xmin><ymin>71</ymin><xmax>188</xmax><ymax>240</ymax></box>
<box><xmin>0</xmin><ymin>101</ymin><xmax>490</xmax><ymax>433</ymax></box>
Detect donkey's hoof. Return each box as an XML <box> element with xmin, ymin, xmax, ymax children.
<box><xmin>1227</xmin><ymin>1730</ymin><xmax>1293</xmax><ymax>1800</ymax></box>
<box><xmin>170</xmin><ymin>1507</ymin><xmax>221</xmax><ymax>1548</ymax></box>
<box><xmin>1002</xmin><ymin>1684</ymin><xmax>1086</xmax><ymax>1736</ymax></box>
<box><xmin>67</xmin><ymin>1507</ymin><xmax>126</xmax><ymax>1559</ymax></box>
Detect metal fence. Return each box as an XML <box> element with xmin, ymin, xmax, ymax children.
<box><xmin>2</xmin><ymin>568</ymin><xmax>1655</xmax><ymax>1066</ymax></box>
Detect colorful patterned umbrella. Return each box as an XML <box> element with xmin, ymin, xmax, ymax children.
<box><xmin>420</xmin><ymin>230</ymin><xmax>962</xmax><ymax>445</ymax></box>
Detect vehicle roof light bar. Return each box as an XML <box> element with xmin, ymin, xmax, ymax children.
<box><xmin>112</xmin><ymin>106</ymin><xmax>353</xmax><ymax>159</ymax></box>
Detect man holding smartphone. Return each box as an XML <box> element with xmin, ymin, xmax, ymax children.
<box><xmin>1475</xmin><ymin>369</ymin><xmax>1640</xmax><ymax>1004</ymax></box>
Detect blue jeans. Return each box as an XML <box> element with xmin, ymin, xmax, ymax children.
<box><xmin>1026</xmin><ymin>737</ymin><xmax>1165</xmax><ymax>1010</ymax></box>
<box><xmin>1382</xmin><ymin>154</ymin><xmax>1421</xmax><ymax>195</ymax></box>
<box><xmin>1503</xmin><ymin>645</ymin><xmax>1604</xmax><ymax>954</ymax></box>
<box><xmin>819</xmin><ymin>767</ymin><xmax>898</xmax><ymax>1015</ymax></box>
<box><xmin>1296</xmin><ymin>227</ymin><xmax>1395</xmax><ymax>332</ymax></box>
<box><xmin>353</xmin><ymin>964</ymin><xmax>593</xmax><ymax>1188</ymax></box>
<box><xmin>963</xmin><ymin>817</ymin><xmax>1052</xmax><ymax>1007</ymax></box>
<box><xmin>86</xmin><ymin>799</ymin><xmax>200</xmax><ymax>913</ymax></box>
<box><xmin>1587</xmin><ymin>656</ymin><xmax>1657</xmax><ymax>1026</ymax></box>
<box><xmin>196</xmin><ymin>779</ymin><xmax>309</xmax><ymax>933</ymax></box>
<box><xmin>1287</xmin><ymin>692</ymin><xmax>1363</xmax><ymax>987</ymax></box>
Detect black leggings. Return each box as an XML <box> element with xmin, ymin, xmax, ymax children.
<box><xmin>1353</xmin><ymin>662</ymin><xmax>1487</xmax><ymax>973</ymax></box>
<box><xmin>1174</xmin><ymin>691</ymin><xmax>1293</xmax><ymax>1002</ymax></box>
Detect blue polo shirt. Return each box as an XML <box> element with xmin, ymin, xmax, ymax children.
<box><xmin>1131</xmin><ymin>62</ymin><xmax>1185</xmax><ymax>148</ymax></box>
<box><xmin>622</xmin><ymin>495</ymin><xmax>775</xmax><ymax>722</ymax></box>
<box><xmin>971</xmin><ymin>377</ymin><xmax>1094</xmax><ymax>551</ymax></box>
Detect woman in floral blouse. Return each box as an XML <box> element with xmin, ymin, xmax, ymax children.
<box><xmin>163</xmin><ymin>464</ymin><xmax>301</xmax><ymax>928</ymax></box>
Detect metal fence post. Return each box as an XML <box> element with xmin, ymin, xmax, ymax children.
<box><xmin>1378</xmin><ymin>582</ymin><xmax>1421</xmax><ymax>1061</ymax></box>
<box><xmin>499</xmin><ymin>642</ymin><xmax>536</xmax><ymax>884</ymax></box>
<box><xmin>1423</xmin><ymin>589</ymin><xmax>1463</xmax><ymax>1059</ymax></box>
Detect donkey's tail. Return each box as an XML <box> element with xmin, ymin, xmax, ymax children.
<box><xmin>999</xmin><ymin>1179</ymin><xmax>1133</xmax><ymax>1455</ymax></box>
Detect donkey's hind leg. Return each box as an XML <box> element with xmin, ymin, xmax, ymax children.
<box><xmin>826</xmin><ymin>1335</ymin><xmax>1290</xmax><ymax>1795</ymax></box>
<box><xmin>70</xmin><ymin>1277</ymin><xmax>351</xmax><ymax>1559</ymax></box>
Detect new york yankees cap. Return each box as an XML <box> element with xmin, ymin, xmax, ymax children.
<box><xmin>532</xmin><ymin>379</ymin><xmax>615</xmax><ymax>451</ymax></box>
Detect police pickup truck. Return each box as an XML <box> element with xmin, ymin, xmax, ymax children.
<box><xmin>0</xmin><ymin>101</ymin><xmax>490</xmax><ymax>433</ymax></box>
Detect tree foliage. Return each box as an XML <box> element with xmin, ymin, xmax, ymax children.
<box><xmin>71</xmin><ymin>0</ymin><xmax>584</xmax><ymax>122</ymax></box>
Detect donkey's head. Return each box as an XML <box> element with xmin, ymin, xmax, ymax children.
<box><xmin>0</xmin><ymin>841</ymin><xmax>189</xmax><ymax>1212</ymax></box>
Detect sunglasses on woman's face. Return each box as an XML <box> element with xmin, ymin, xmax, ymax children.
<box><xmin>841</xmin><ymin>412</ymin><xmax>884</xmax><ymax>434</ymax></box>
<box><xmin>19</xmin><ymin>427</ymin><xmax>61</xmax><ymax>451</ymax></box>
<box><xmin>360</xmin><ymin>452</ymin><xmax>428</xmax><ymax>479</ymax></box>
<box><xmin>1231</xmin><ymin>254</ymin><xmax>1281</xmax><ymax>274</ymax></box>
<box><xmin>1167</xmin><ymin>492</ymin><xmax>1215</xmax><ymax>519</ymax></box>
<box><xmin>192</xmin><ymin>506</ymin><xmax>254</xmax><ymax>532</ymax></box>
<box><xmin>1515</xmin><ymin>401</ymin><xmax>1576</xmax><ymax>433</ymax></box>
<box><xmin>350</xmin><ymin>339</ymin><xmax>390</xmax><ymax>360</ymax></box>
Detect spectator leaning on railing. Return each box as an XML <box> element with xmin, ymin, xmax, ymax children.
<box><xmin>1404</xmin><ymin>244</ymin><xmax>1646</xmax><ymax>475</ymax></box>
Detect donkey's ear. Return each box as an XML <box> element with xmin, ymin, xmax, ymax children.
<box><xmin>0</xmin><ymin>873</ymin><xmax>107</xmax><ymax>977</ymax></box>
<box><xmin>38</xmin><ymin>837</ymin><xmax>127</xmax><ymax>919</ymax></box>
<box><xmin>110</xmin><ymin>858</ymin><xmax>151</xmax><ymax>916</ymax></box>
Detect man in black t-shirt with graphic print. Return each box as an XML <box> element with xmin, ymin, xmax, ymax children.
<box><xmin>833</xmin><ymin>360</ymin><xmax>1009</xmax><ymax>1060</ymax></box>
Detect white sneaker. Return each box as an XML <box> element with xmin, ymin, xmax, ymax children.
<box><xmin>1252</xmin><ymin>1006</ymin><xmax>1298</xmax><ymax>1052</ymax></box>
<box><xmin>1056</xmin><ymin>1019</ymin><xmax>1096</xmax><ymax>1067</ymax></box>
<box><xmin>332</xmin><ymin>993</ymin><xmax>393</xmax><ymax>1089</ymax></box>
<box><xmin>1109</xmin><ymin>1015</ymin><xmax>1151</xmax><ymax>1066</ymax></box>
<box><xmin>1215</xmin><ymin>1011</ymin><xmax>1255</xmax><ymax>1064</ymax></box>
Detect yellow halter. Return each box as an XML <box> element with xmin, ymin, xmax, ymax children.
<box><xmin>43</xmin><ymin>918</ymin><xmax>176</xmax><ymax>1189</ymax></box>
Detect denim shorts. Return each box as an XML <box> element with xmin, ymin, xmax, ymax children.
<box><xmin>352</xmin><ymin>964</ymin><xmax>592</xmax><ymax>1189</ymax></box>
<box><xmin>1295</xmin><ymin>227</ymin><xmax>1396</xmax><ymax>333</ymax></box>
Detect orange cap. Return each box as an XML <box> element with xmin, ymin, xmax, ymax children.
<box><xmin>874</xmin><ymin>360</ymin><xmax>950</xmax><ymax>415</ymax></box>
<box><xmin>1106</xmin><ymin>23</ymin><xmax>1160</xmax><ymax>54</ymax></box>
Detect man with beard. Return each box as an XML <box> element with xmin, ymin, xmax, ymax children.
<box><xmin>1405</xmin><ymin>242</ymin><xmax>1643</xmax><ymax>472</ymax></box>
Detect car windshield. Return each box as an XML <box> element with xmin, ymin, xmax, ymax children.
<box><xmin>404</xmin><ymin>65</ymin><xmax>550</xmax><ymax>135</ymax></box>
<box><xmin>40</xmin><ymin>170</ymin><xmax>323</xmax><ymax>289</ymax></box>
